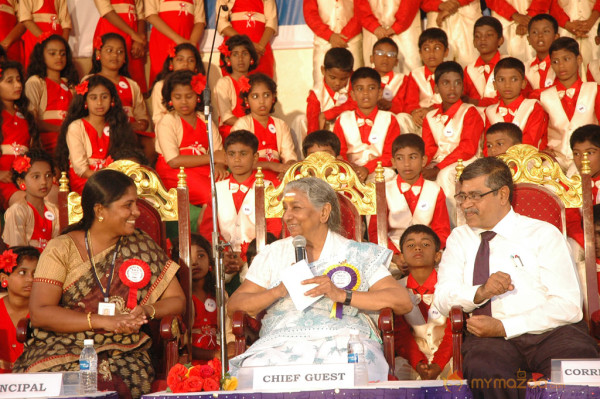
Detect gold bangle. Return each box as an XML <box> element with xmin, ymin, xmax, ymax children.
<box><xmin>87</xmin><ymin>312</ymin><xmax>93</xmax><ymax>330</ymax></box>
<box><xmin>148</xmin><ymin>305</ymin><xmax>156</xmax><ymax>320</ymax></box>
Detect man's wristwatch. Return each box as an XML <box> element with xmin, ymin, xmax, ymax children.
<box><xmin>343</xmin><ymin>290</ymin><xmax>353</xmax><ymax>306</ymax></box>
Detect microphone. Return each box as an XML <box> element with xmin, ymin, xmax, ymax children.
<box><xmin>293</xmin><ymin>236</ymin><xmax>307</xmax><ymax>263</ymax></box>
<box><xmin>221</xmin><ymin>5</ymin><xmax>229</xmax><ymax>11</ymax></box>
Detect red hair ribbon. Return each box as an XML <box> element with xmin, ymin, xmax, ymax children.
<box><xmin>0</xmin><ymin>250</ymin><xmax>18</xmax><ymax>274</ymax></box>
<box><xmin>239</xmin><ymin>75</ymin><xmax>251</xmax><ymax>93</ymax></box>
<box><xmin>12</xmin><ymin>155</ymin><xmax>31</xmax><ymax>174</ymax></box>
<box><xmin>191</xmin><ymin>73</ymin><xmax>206</xmax><ymax>95</ymax></box>
<box><xmin>218</xmin><ymin>42</ymin><xmax>231</xmax><ymax>58</ymax></box>
<box><xmin>75</xmin><ymin>80</ymin><xmax>89</xmax><ymax>95</ymax></box>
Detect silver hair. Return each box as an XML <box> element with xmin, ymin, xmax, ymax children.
<box><xmin>282</xmin><ymin>177</ymin><xmax>341</xmax><ymax>233</ymax></box>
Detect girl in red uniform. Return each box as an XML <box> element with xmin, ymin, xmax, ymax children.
<box><xmin>25</xmin><ymin>34</ymin><xmax>77</xmax><ymax>155</ymax></box>
<box><xmin>151</xmin><ymin>43</ymin><xmax>204</xmax><ymax>126</ymax></box>
<box><xmin>145</xmin><ymin>0</ymin><xmax>206</xmax><ymax>86</ymax></box>
<box><xmin>0</xmin><ymin>246</ymin><xmax>39</xmax><ymax>373</ymax></box>
<box><xmin>0</xmin><ymin>61</ymin><xmax>37</xmax><ymax>208</ymax></box>
<box><xmin>216</xmin><ymin>0</ymin><xmax>277</xmax><ymax>78</ymax></box>
<box><xmin>55</xmin><ymin>75</ymin><xmax>139</xmax><ymax>194</ymax></box>
<box><xmin>155</xmin><ymin>70</ymin><xmax>227</xmax><ymax>239</ymax></box>
<box><xmin>214</xmin><ymin>34</ymin><xmax>258</xmax><ymax>139</ymax></box>
<box><xmin>0</xmin><ymin>0</ymin><xmax>24</xmax><ymax>64</ymax></box>
<box><xmin>89</xmin><ymin>33</ymin><xmax>152</xmax><ymax>162</ymax></box>
<box><xmin>93</xmin><ymin>0</ymin><xmax>147</xmax><ymax>94</ymax></box>
<box><xmin>3</xmin><ymin>150</ymin><xmax>59</xmax><ymax>252</ymax></box>
<box><xmin>19</xmin><ymin>0</ymin><xmax>71</xmax><ymax>71</ymax></box>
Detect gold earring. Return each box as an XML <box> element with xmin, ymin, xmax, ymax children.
<box><xmin>98</xmin><ymin>216</ymin><xmax>104</xmax><ymax>222</ymax></box>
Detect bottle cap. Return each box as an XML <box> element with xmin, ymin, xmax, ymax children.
<box><xmin>84</xmin><ymin>339</ymin><xmax>94</xmax><ymax>346</ymax></box>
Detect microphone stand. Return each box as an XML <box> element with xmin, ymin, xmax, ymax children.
<box><xmin>203</xmin><ymin>3</ymin><xmax>229</xmax><ymax>378</ymax></box>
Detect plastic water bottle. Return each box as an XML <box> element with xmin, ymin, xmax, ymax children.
<box><xmin>79</xmin><ymin>339</ymin><xmax>98</xmax><ymax>393</ymax></box>
<box><xmin>347</xmin><ymin>331</ymin><xmax>368</xmax><ymax>386</ymax></box>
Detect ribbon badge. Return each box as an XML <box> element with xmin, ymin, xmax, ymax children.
<box><xmin>323</xmin><ymin>262</ymin><xmax>361</xmax><ymax>319</ymax></box>
<box><xmin>119</xmin><ymin>259</ymin><xmax>151</xmax><ymax>309</ymax></box>
<box><xmin>246</xmin><ymin>12</ymin><xmax>256</xmax><ymax>28</ymax></box>
<box><xmin>179</xmin><ymin>2</ymin><xmax>188</xmax><ymax>16</ymax></box>
<box><xmin>128</xmin><ymin>4</ymin><xmax>136</xmax><ymax>21</ymax></box>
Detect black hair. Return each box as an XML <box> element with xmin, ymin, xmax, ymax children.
<box><xmin>528</xmin><ymin>13</ymin><xmax>559</xmax><ymax>34</ymax></box>
<box><xmin>0</xmin><ymin>46</ymin><xmax>6</xmax><ymax>63</ymax></box>
<box><xmin>2</xmin><ymin>246</ymin><xmax>41</xmax><ymax>276</ymax></box>
<box><xmin>459</xmin><ymin>157</ymin><xmax>514</xmax><ymax>202</ymax></box>
<box><xmin>399</xmin><ymin>224</ymin><xmax>441</xmax><ymax>253</ymax></box>
<box><xmin>62</xmin><ymin>169</ymin><xmax>136</xmax><ymax>233</ymax></box>
<box><xmin>55</xmin><ymin>75</ymin><xmax>140</xmax><ymax>173</ymax></box>
<box><xmin>302</xmin><ymin>130</ymin><xmax>341</xmax><ymax>157</ymax></box>
<box><xmin>434</xmin><ymin>60</ymin><xmax>463</xmax><ymax>84</ymax></box>
<box><xmin>153</xmin><ymin>43</ymin><xmax>205</xmax><ymax>87</ymax></box>
<box><xmin>0</xmin><ymin>61</ymin><xmax>38</xmax><ymax>154</ymax></box>
<box><xmin>418</xmin><ymin>28</ymin><xmax>449</xmax><ymax>49</ymax></box>
<box><xmin>239</xmin><ymin>73</ymin><xmax>277</xmax><ymax>115</ymax></box>
<box><xmin>111</xmin><ymin>147</ymin><xmax>149</xmax><ymax>166</ymax></box>
<box><xmin>246</xmin><ymin>233</ymin><xmax>278</xmax><ymax>266</ymax></box>
<box><xmin>27</xmin><ymin>34</ymin><xmax>79</xmax><ymax>86</ymax></box>
<box><xmin>487</xmin><ymin>122</ymin><xmax>523</xmax><ymax>144</ymax></box>
<box><xmin>224</xmin><ymin>129</ymin><xmax>259</xmax><ymax>152</ymax></box>
<box><xmin>89</xmin><ymin>33</ymin><xmax>130</xmax><ymax>77</ymax></box>
<box><xmin>350</xmin><ymin>66</ymin><xmax>381</xmax><ymax>86</ymax></box>
<box><xmin>171</xmin><ymin>233</ymin><xmax>216</xmax><ymax>297</ymax></box>
<box><xmin>11</xmin><ymin>148</ymin><xmax>54</xmax><ymax>188</ymax></box>
<box><xmin>392</xmin><ymin>133</ymin><xmax>425</xmax><ymax>157</ymax></box>
<box><xmin>323</xmin><ymin>47</ymin><xmax>354</xmax><ymax>72</ymax></box>
<box><xmin>220</xmin><ymin>34</ymin><xmax>258</xmax><ymax>74</ymax></box>
<box><xmin>594</xmin><ymin>204</ymin><xmax>600</xmax><ymax>226</ymax></box>
<box><xmin>474</xmin><ymin>16</ymin><xmax>503</xmax><ymax>38</ymax></box>
<box><xmin>494</xmin><ymin>57</ymin><xmax>525</xmax><ymax>78</ymax></box>
<box><xmin>161</xmin><ymin>70</ymin><xmax>205</xmax><ymax>112</ymax></box>
<box><xmin>373</xmin><ymin>37</ymin><xmax>399</xmax><ymax>54</ymax></box>
<box><xmin>570</xmin><ymin>124</ymin><xmax>600</xmax><ymax>150</ymax></box>
<box><xmin>549</xmin><ymin>36</ymin><xmax>580</xmax><ymax>57</ymax></box>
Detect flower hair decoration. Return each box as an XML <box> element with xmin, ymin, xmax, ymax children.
<box><xmin>37</xmin><ymin>31</ymin><xmax>53</xmax><ymax>44</ymax></box>
<box><xmin>12</xmin><ymin>155</ymin><xmax>31</xmax><ymax>174</ymax></box>
<box><xmin>239</xmin><ymin>76</ymin><xmax>251</xmax><ymax>93</ymax></box>
<box><xmin>76</xmin><ymin>80</ymin><xmax>89</xmax><ymax>95</ymax></box>
<box><xmin>240</xmin><ymin>241</ymin><xmax>250</xmax><ymax>263</ymax></box>
<box><xmin>218</xmin><ymin>42</ymin><xmax>231</xmax><ymax>58</ymax></box>
<box><xmin>168</xmin><ymin>44</ymin><xmax>176</xmax><ymax>58</ymax></box>
<box><xmin>0</xmin><ymin>250</ymin><xmax>18</xmax><ymax>274</ymax></box>
<box><xmin>93</xmin><ymin>36</ymin><xmax>103</xmax><ymax>51</ymax></box>
<box><xmin>191</xmin><ymin>73</ymin><xmax>206</xmax><ymax>95</ymax></box>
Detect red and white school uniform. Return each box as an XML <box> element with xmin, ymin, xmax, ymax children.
<box><xmin>380</xmin><ymin>71</ymin><xmax>407</xmax><ymax>114</ymax></box>
<box><xmin>586</xmin><ymin>59</ymin><xmax>600</xmax><ymax>84</ymax></box>
<box><xmin>306</xmin><ymin>79</ymin><xmax>355</xmax><ymax>134</ymax></box>
<box><xmin>146</xmin><ymin>0</ymin><xmax>206</xmax><ymax>85</ymax></box>
<box><xmin>217</xmin><ymin>0</ymin><xmax>278</xmax><ymax>78</ymax></box>
<box><xmin>368</xmin><ymin>175</ymin><xmax>450</xmax><ymax>252</ymax></box>
<box><xmin>403</xmin><ymin>66</ymin><xmax>442</xmax><ymax>114</ymax></box>
<box><xmin>422</xmin><ymin>0</ymin><xmax>481</xmax><ymax>66</ymax></box>
<box><xmin>215</xmin><ymin>172</ymin><xmax>281</xmax><ymax>253</ymax></box>
<box><xmin>191</xmin><ymin>295</ymin><xmax>218</xmax><ymax>365</ymax></box>
<box><xmin>525</xmin><ymin>55</ymin><xmax>556</xmax><ymax>90</ymax></box>
<box><xmin>2</xmin><ymin>199</ymin><xmax>59</xmax><ymax>252</ymax></box>
<box><xmin>0</xmin><ymin>110</ymin><xmax>30</xmax><ymax>207</ymax></box>
<box><xmin>484</xmin><ymin>95</ymin><xmax>549</xmax><ymax>150</ymax></box>
<box><xmin>303</xmin><ymin>0</ymin><xmax>362</xmax><ymax>84</ymax></box>
<box><xmin>355</xmin><ymin>0</ymin><xmax>421</xmax><ymax>74</ymax></box>
<box><xmin>591</xmin><ymin>175</ymin><xmax>600</xmax><ymax>204</ymax></box>
<box><xmin>0</xmin><ymin>0</ymin><xmax>22</xmax><ymax>63</ymax></box>
<box><xmin>464</xmin><ymin>52</ymin><xmax>502</xmax><ymax>107</ymax></box>
<box><xmin>19</xmin><ymin>0</ymin><xmax>71</xmax><ymax>70</ymax></box>
<box><xmin>214</xmin><ymin>75</ymin><xmax>248</xmax><ymax>139</ymax></box>
<box><xmin>333</xmin><ymin>107</ymin><xmax>399</xmax><ymax>173</ymax></box>
<box><xmin>93</xmin><ymin>0</ymin><xmax>147</xmax><ymax>93</ymax></box>
<box><xmin>394</xmin><ymin>270</ymin><xmax>452</xmax><ymax>380</ymax></box>
<box><xmin>539</xmin><ymin>79</ymin><xmax>600</xmax><ymax>170</ymax></box>
<box><xmin>0</xmin><ymin>298</ymin><xmax>26</xmax><ymax>374</ymax></box>
<box><xmin>25</xmin><ymin>76</ymin><xmax>72</xmax><ymax>154</ymax></box>
<box><xmin>489</xmin><ymin>0</ymin><xmax>535</xmax><ymax>62</ymax></box>
<box><xmin>66</xmin><ymin>119</ymin><xmax>113</xmax><ymax>194</ymax></box>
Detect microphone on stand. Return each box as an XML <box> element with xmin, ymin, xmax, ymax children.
<box><xmin>293</xmin><ymin>236</ymin><xmax>307</xmax><ymax>263</ymax></box>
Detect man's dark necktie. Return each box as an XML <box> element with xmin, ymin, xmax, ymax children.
<box><xmin>472</xmin><ymin>231</ymin><xmax>496</xmax><ymax>316</ymax></box>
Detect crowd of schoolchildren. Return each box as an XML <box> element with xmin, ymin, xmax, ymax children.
<box><xmin>2</xmin><ymin>0</ymin><xmax>600</xmax><ymax>385</ymax></box>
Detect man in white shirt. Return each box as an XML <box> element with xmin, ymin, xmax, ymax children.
<box><xmin>434</xmin><ymin>157</ymin><xmax>598</xmax><ymax>399</ymax></box>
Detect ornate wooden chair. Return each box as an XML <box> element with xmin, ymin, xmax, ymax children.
<box><xmin>450</xmin><ymin>144</ymin><xmax>599</xmax><ymax>374</ymax></box>
<box><xmin>232</xmin><ymin>152</ymin><xmax>395</xmax><ymax>375</ymax></box>
<box><xmin>19</xmin><ymin>160</ymin><xmax>192</xmax><ymax>390</ymax></box>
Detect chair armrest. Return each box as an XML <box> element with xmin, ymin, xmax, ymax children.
<box><xmin>16</xmin><ymin>318</ymin><xmax>30</xmax><ymax>343</ymax></box>
<box><xmin>232</xmin><ymin>311</ymin><xmax>261</xmax><ymax>356</ymax></box>
<box><xmin>159</xmin><ymin>315</ymin><xmax>184</xmax><ymax>375</ymax></box>
<box><xmin>590</xmin><ymin>309</ymin><xmax>600</xmax><ymax>340</ymax></box>
<box><xmin>378</xmin><ymin>307</ymin><xmax>395</xmax><ymax>376</ymax></box>
<box><xmin>450</xmin><ymin>305</ymin><xmax>465</xmax><ymax>377</ymax></box>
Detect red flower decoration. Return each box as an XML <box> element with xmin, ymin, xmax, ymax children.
<box><xmin>93</xmin><ymin>36</ymin><xmax>103</xmax><ymax>50</ymax></box>
<box><xmin>198</xmin><ymin>365</ymin><xmax>215</xmax><ymax>379</ymax></box>
<box><xmin>183</xmin><ymin>376</ymin><xmax>204</xmax><ymax>392</ymax></box>
<box><xmin>191</xmin><ymin>73</ymin><xmax>206</xmax><ymax>95</ymax></box>
<box><xmin>240</xmin><ymin>241</ymin><xmax>250</xmax><ymax>263</ymax></box>
<box><xmin>168</xmin><ymin>44</ymin><xmax>176</xmax><ymax>58</ymax></box>
<box><xmin>37</xmin><ymin>31</ymin><xmax>53</xmax><ymax>44</ymax></box>
<box><xmin>76</xmin><ymin>81</ymin><xmax>89</xmax><ymax>95</ymax></box>
<box><xmin>167</xmin><ymin>359</ymin><xmax>223</xmax><ymax>393</ymax></box>
<box><xmin>239</xmin><ymin>75</ymin><xmax>251</xmax><ymax>93</ymax></box>
<box><xmin>12</xmin><ymin>155</ymin><xmax>31</xmax><ymax>174</ymax></box>
<box><xmin>0</xmin><ymin>250</ymin><xmax>18</xmax><ymax>274</ymax></box>
<box><xmin>203</xmin><ymin>378</ymin><xmax>219</xmax><ymax>391</ymax></box>
<box><xmin>208</xmin><ymin>358</ymin><xmax>221</xmax><ymax>374</ymax></box>
<box><xmin>218</xmin><ymin>42</ymin><xmax>231</xmax><ymax>57</ymax></box>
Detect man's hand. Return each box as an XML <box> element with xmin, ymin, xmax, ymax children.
<box><xmin>422</xmin><ymin>166</ymin><xmax>440</xmax><ymax>181</ymax></box>
<box><xmin>374</xmin><ymin>26</ymin><xmax>388</xmax><ymax>39</ymax></box>
<box><xmin>512</xmin><ymin>12</ymin><xmax>531</xmax><ymax>27</ymax></box>
<box><xmin>467</xmin><ymin>315</ymin><xmax>507</xmax><ymax>337</ymax></box>
<box><xmin>411</xmin><ymin>108</ymin><xmax>429</xmax><ymax>127</ymax></box>
<box><xmin>436</xmin><ymin>10</ymin><xmax>451</xmax><ymax>26</ymax></box>
<box><xmin>439</xmin><ymin>0</ymin><xmax>460</xmax><ymax>14</ymax></box>
<box><xmin>329</xmin><ymin>33</ymin><xmax>349</xmax><ymax>48</ymax></box>
<box><xmin>474</xmin><ymin>271</ymin><xmax>514</xmax><ymax>303</ymax></box>
<box><xmin>416</xmin><ymin>362</ymin><xmax>429</xmax><ymax>380</ymax></box>
<box><xmin>377</xmin><ymin>98</ymin><xmax>392</xmax><ymax>111</ymax></box>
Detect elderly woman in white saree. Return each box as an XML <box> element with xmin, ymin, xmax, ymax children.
<box><xmin>227</xmin><ymin>177</ymin><xmax>414</xmax><ymax>382</ymax></box>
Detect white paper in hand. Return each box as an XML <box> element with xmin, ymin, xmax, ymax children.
<box><xmin>281</xmin><ymin>259</ymin><xmax>323</xmax><ymax>311</ymax></box>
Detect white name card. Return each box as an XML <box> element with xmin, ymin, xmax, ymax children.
<box><xmin>0</xmin><ymin>373</ymin><xmax>62</xmax><ymax>398</ymax></box>
<box><xmin>253</xmin><ymin>363</ymin><xmax>354</xmax><ymax>391</ymax></box>
<box><xmin>560</xmin><ymin>359</ymin><xmax>600</xmax><ymax>384</ymax></box>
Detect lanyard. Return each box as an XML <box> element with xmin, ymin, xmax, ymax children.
<box><xmin>85</xmin><ymin>230</ymin><xmax>122</xmax><ymax>303</ymax></box>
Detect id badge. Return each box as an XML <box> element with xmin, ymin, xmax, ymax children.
<box><xmin>98</xmin><ymin>302</ymin><xmax>116</xmax><ymax>316</ymax></box>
